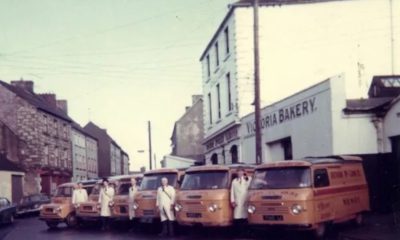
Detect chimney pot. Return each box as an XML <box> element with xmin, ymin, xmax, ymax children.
<box><xmin>11</xmin><ymin>80</ymin><xmax>34</xmax><ymax>93</ymax></box>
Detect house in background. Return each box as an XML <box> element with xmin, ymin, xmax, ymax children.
<box><xmin>163</xmin><ymin>95</ymin><xmax>204</xmax><ymax>168</ymax></box>
<box><xmin>71</xmin><ymin>122</ymin><xmax>99</xmax><ymax>181</ymax></box>
<box><xmin>83</xmin><ymin>121</ymin><xmax>128</xmax><ymax>177</ymax></box>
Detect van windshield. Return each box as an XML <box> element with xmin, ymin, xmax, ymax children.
<box><xmin>250</xmin><ymin>167</ymin><xmax>311</xmax><ymax>189</ymax></box>
<box><xmin>90</xmin><ymin>184</ymin><xmax>101</xmax><ymax>196</ymax></box>
<box><xmin>54</xmin><ymin>186</ymin><xmax>73</xmax><ymax>197</ymax></box>
<box><xmin>140</xmin><ymin>173</ymin><xmax>177</xmax><ymax>191</ymax></box>
<box><xmin>181</xmin><ymin>171</ymin><xmax>229</xmax><ymax>190</ymax></box>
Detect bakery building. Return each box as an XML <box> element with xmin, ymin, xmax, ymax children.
<box><xmin>240</xmin><ymin>74</ymin><xmax>400</xmax><ymax>211</ymax></box>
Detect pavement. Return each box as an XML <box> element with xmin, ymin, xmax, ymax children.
<box><xmin>0</xmin><ymin>213</ymin><xmax>399</xmax><ymax>240</ymax></box>
<box><xmin>338</xmin><ymin>213</ymin><xmax>400</xmax><ymax>240</ymax></box>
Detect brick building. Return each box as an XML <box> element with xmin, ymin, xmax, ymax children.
<box><xmin>0</xmin><ymin>80</ymin><xmax>73</xmax><ymax>195</ymax></box>
<box><xmin>83</xmin><ymin>121</ymin><xmax>128</xmax><ymax>177</ymax></box>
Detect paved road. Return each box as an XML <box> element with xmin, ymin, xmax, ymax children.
<box><xmin>0</xmin><ymin>215</ymin><xmax>360</xmax><ymax>240</ymax></box>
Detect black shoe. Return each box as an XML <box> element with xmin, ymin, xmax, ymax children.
<box><xmin>158</xmin><ymin>221</ymin><xmax>168</xmax><ymax>237</ymax></box>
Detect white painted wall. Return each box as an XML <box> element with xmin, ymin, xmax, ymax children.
<box><xmin>383</xmin><ymin>99</ymin><xmax>400</xmax><ymax>152</ymax></box>
<box><xmin>201</xmin><ymin>0</ymin><xmax>400</xmax><ymax>148</ymax></box>
<box><xmin>0</xmin><ymin>171</ymin><xmax>24</xmax><ymax>201</ymax></box>
<box><xmin>72</xmin><ymin>129</ymin><xmax>88</xmax><ymax>181</ymax></box>
<box><xmin>240</xmin><ymin>75</ymin><xmax>339</xmax><ymax>163</ymax></box>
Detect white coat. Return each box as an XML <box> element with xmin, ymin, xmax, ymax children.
<box><xmin>72</xmin><ymin>188</ymin><xmax>88</xmax><ymax>205</ymax></box>
<box><xmin>98</xmin><ymin>186</ymin><xmax>115</xmax><ymax>217</ymax></box>
<box><xmin>230</xmin><ymin>176</ymin><xmax>252</xmax><ymax>219</ymax></box>
<box><xmin>128</xmin><ymin>185</ymin><xmax>138</xmax><ymax>220</ymax></box>
<box><xmin>156</xmin><ymin>185</ymin><xmax>176</xmax><ymax>221</ymax></box>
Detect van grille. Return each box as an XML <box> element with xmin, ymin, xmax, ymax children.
<box><xmin>182</xmin><ymin>202</ymin><xmax>205</xmax><ymax>213</ymax></box>
<box><xmin>143</xmin><ymin>209</ymin><xmax>155</xmax><ymax>216</ymax></box>
<box><xmin>258</xmin><ymin>204</ymin><xmax>289</xmax><ymax>214</ymax></box>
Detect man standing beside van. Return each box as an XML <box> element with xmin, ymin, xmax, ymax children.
<box><xmin>72</xmin><ymin>182</ymin><xmax>88</xmax><ymax>208</ymax></box>
<box><xmin>156</xmin><ymin>177</ymin><xmax>176</xmax><ymax>237</ymax></box>
<box><xmin>128</xmin><ymin>177</ymin><xmax>139</xmax><ymax>230</ymax></box>
<box><xmin>230</xmin><ymin>167</ymin><xmax>252</xmax><ymax>235</ymax></box>
<box><xmin>98</xmin><ymin>178</ymin><xmax>115</xmax><ymax>231</ymax></box>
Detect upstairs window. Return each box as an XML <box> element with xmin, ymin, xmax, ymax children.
<box><xmin>206</xmin><ymin>55</ymin><xmax>211</xmax><ymax>77</ymax></box>
<box><xmin>215</xmin><ymin>42</ymin><xmax>219</xmax><ymax>67</ymax></box>
<box><xmin>226</xmin><ymin>73</ymin><xmax>232</xmax><ymax>111</ymax></box>
<box><xmin>216</xmin><ymin>84</ymin><xmax>221</xmax><ymax>119</ymax></box>
<box><xmin>224</xmin><ymin>27</ymin><xmax>230</xmax><ymax>54</ymax></box>
<box><xmin>208</xmin><ymin>93</ymin><xmax>212</xmax><ymax>124</ymax></box>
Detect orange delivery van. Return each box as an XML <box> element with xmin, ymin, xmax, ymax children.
<box><xmin>247</xmin><ymin>156</ymin><xmax>370</xmax><ymax>238</ymax></box>
<box><xmin>133</xmin><ymin>168</ymin><xmax>185</xmax><ymax>224</ymax></box>
<box><xmin>175</xmin><ymin>164</ymin><xmax>254</xmax><ymax>227</ymax></box>
<box><xmin>111</xmin><ymin>174</ymin><xmax>143</xmax><ymax>221</ymax></box>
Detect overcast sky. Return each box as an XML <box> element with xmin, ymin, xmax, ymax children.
<box><xmin>0</xmin><ymin>0</ymin><xmax>236</xmax><ymax>171</ymax></box>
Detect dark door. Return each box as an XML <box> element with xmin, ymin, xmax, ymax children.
<box><xmin>391</xmin><ymin>136</ymin><xmax>400</xmax><ymax>201</ymax></box>
<box><xmin>11</xmin><ymin>175</ymin><xmax>23</xmax><ymax>204</ymax></box>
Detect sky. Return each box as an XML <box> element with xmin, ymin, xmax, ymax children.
<box><xmin>0</xmin><ymin>0</ymin><xmax>236</xmax><ymax>171</ymax></box>
<box><xmin>0</xmin><ymin>0</ymin><xmax>398</xmax><ymax>171</ymax></box>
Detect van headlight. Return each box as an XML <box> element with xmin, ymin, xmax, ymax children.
<box><xmin>53</xmin><ymin>207</ymin><xmax>62</xmax><ymax>213</ymax></box>
<box><xmin>208</xmin><ymin>203</ymin><xmax>218</xmax><ymax>212</ymax></box>
<box><xmin>174</xmin><ymin>204</ymin><xmax>182</xmax><ymax>212</ymax></box>
<box><xmin>291</xmin><ymin>204</ymin><xmax>303</xmax><ymax>215</ymax></box>
<box><xmin>133</xmin><ymin>203</ymin><xmax>139</xmax><ymax>210</ymax></box>
<box><xmin>248</xmin><ymin>205</ymin><xmax>256</xmax><ymax>214</ymax></box>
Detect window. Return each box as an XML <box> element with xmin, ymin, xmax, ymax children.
<box><xmin>54</xmin><ymin>147</ymin><xmax>59</xmax><ymax>166</ymax></box>
<box><xmin>227</xmin><ymin>73</ymin><xmax>232</xmax><ymax>111</ymax></box>
<box><xmin>216</xmin><ymin>84</ymin><xmax>221</xmax><ymax>119</ymax></box>
<box><xmin>314</xmin><ymin>169</ymin><xmax>330</xmax><ymax>188</ymax></box>
<box><xmin>282</xmin><ymin>138</ymin><xmax>293</xmax><ymax>160</ymax></box>
<box><xmin>43</xmin><ymin>145</ymin><xmax>49</xmax><ymax>165</ymax></box>
<box><xmin>208</xmin><ymin>93</ymin><xmax>212</xmax><ymax>124</ymax></box>
<box><xmin>206</xmin><ymin>55</ymin><xmax>211</xmax><ymax>77</ymax></box>
<box><xmin>215</xmin><ymin>42</ymin><xmax>219</xmax><ymax>67</ymax></box>
<box><xmin>224</xmin><ymin>27</ymin><xmax>229</xmax><ymax>54</ymax></box>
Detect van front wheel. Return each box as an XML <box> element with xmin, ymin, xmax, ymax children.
<box><xmin>313</xmin><ymin>223</ymin><xmax>326</xmax><ymax>239</ymax></box>
<box><xmin>354</xmin><ymin>213</ymin><xmax>363</xmax><ymax>226</ymax></box>
<box><xmin>66</xmin><ymin>213</ymin><xmax>78</xmax><ymax>228</ymax></box>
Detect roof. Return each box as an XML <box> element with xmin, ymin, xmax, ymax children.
<box><xmin>344</xmin><ymin>97</ymin><xmax>393</xmax><ymax>114</ymax></box>
<box><xmin>71</xmin><ymin>122</ymin><xmax>98</xmax><ymax>140</ymax></box>
<box><xmin>186</xmin><ymin>163</ymin><xmax>254</xmax><ymax>172</ymax></box>
<box><xmin>368</xmin><ymin>75</ymin><xmax>400</xmax><ymax>98</ymax></box>
<box><xmin>256</xmin><ymin>155</ymin><xmax>362</xmax><ymax>169</ymax></box>
<box><xmin>144</xmin><ymin>168</ymin><xmax>183</xmax><ymax>175</ymax></box>
<box><xmin>83</xmin><ymin>121</ymin><xmax>122</xmax><ymax>149</ymax></box>
<box><xmin>0</xmin><ymin>80</ymin><xmax>72</xmax><ymax>122</ymax></box>
<box><xmin>0</xmin><ymin>154</ymin><xmax>24</xmax><ymax>172</ymax></box>
<box><xmin>199</xmin><ymin>0</ymin><xmax>347</xmax><ymax>60</ymax></box>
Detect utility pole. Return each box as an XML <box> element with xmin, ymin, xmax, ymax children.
<box><xmin>254</xmin><ymin>0</ymin><xmax>262</xmax><ymax>165</ymax></box>
<box><xmin>148</xmin><ymin>121</ymin><xmax>153</xmax><ymax>170</ymax></box>
<box><xmin>154</xmin><ymin>153</ymin><xmax>157</xmax><ymax>169</ymax></box>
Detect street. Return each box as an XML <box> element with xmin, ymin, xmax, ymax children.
<box><xmin>0</xmin><ymin>215</ymin><xmax>367</xmax><ymax>240</ymax></box>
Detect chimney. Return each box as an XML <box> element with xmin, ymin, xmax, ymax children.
<box><xmin>192</xmin><ymin>95</ymin><xmax>202</xmax><ymax>105</ymax></box>
<box><xmin>11</xmin><ymin>80</ymin><xmax>34</xmax><ymax>93</ymax></box>
<box><xmin>56</xmin><ymin>100</ymin><xmax>68</xmax><ymax>114</ymax></box>
<box><xmin>39</xmin><ymin>93</ymin><xmax>57</xmax><ymax>108</ymax></box>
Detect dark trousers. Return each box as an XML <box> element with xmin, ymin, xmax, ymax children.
<box><xmin>233</xmin><ymin>218</ymin><xmax>248</xmax><ymax>236</ymax></box>
<box><xmin>101</xmin><ymin>217</ymin><xmax>110</xmax><ymax>230</ymax></box>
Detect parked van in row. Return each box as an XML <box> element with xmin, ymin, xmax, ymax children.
<box><xmin>247</xmin><ymin>156</ymin><xmax>369</xmax><ymax>238</ymax></box>
<box><xmin>40</xmin><ymin>180</ymin><xmax>97</xmax><ymax>228</ymax></box>
<box><xmin>134</xmin><ymin>168</ymin><xmax>185</xmax><ymax>223</ymax></box>
<box><xmin>111</xmin><ymin>174</ymin><xmax>143</xmax><ymax>221</ymax></box>
<box><xmin>175</xmin><ymin>164</ymin><xmax>254</xmax><ymax>227</ymax></box>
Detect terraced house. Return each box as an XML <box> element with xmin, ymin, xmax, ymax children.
<box><xmin>0</xmin><ymin>80</ymin><xmax>73</xmax><ymax>196</ymax></box>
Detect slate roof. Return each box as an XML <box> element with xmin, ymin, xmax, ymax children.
<box><xmin>0</xmin><ymin>80</ymin><xmax>72</xmax><ymax>122</ymax></box>
<box><xmin>71</xmin><ymin>122</ymin><xmax>98</xmax><ymax>141</ymax></box>
<box><xmin>0</xmin><ymin>154</ymin><xmax>24</xmax><ymax>172</ymax></box>
<box><xmin>344</xmin><ymin>97</ymin><xmax>394</xmax><ymax>114</ymax></box>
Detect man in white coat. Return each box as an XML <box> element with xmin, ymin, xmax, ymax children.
<box><xmin>230</xmin><ymin>167</ymin><xmax>252</xmax><ymax>235</ymax></box>
<box><xmin>98</xmin><ymin>178</ymin><xmax>115</xmax><ymax>231</ymax></box>
<box><xmin>156</xmin><ymin>177</ymin><xmax>176</xmax><ymax>237</ymax></box>
<box><xmin>72</xmin><ymin>182</ymin><xmax>88</xmax><ymax>208</ymax></box>
<box><xmin>128</xmin><ymin>177</ymin><xmax>139</xmax><ymax>231</ymax></box>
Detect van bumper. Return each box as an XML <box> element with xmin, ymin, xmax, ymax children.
<box><xmin>250</xmin><ymin>223</ymin><xmax>313</xmax><ymax>230</ymax></box>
